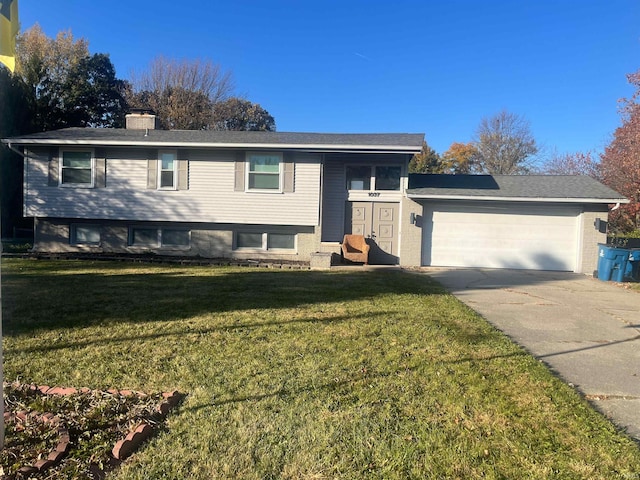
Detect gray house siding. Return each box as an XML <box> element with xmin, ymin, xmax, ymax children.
<box><xmin>24</xmin><ymin>147</ymin><xmax>321</xmax><ymax>226</ymax></box>
<box><xmin>320</xmin><ymin>157</ymin><xmax>347</xmax><ymax>242</ymax></box>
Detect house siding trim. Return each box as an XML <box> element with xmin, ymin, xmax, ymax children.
<box><xmin>407</xmin><ymin>193</ymin><xmax>628</xmax><ymax>204</ymax></box>
<box><xmin>47</xmin><ymin>147</ymin><xmax>58</xmax><ymax>186</ymax></box>
<box><xmin>95</xmin><ymin>148</ymin><xmax>107</xmax><ymax>188</ymax></box>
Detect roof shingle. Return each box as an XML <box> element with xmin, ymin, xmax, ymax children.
<box><xmin>407</xmin><ymin>174</ymin><xmax>626</xmax><ymax>202</ymax></box>
<box><xmin>2</xmin><ymin>128</ymin><xmax>424</xmax><ymax>153</ymax></box>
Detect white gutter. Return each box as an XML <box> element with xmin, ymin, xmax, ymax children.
<box><xmin>5</xmin><ymin>142</ymin><xmax>27</xmax><ymax>158</ymax></box>
<box><xmin>1</xmin><ymin>138</ymin><xmax>422</xmax><ymax>154</ymax></box>
<box><xmin>406</xmin><ymin>193</ymin><xmax>630</xmax><ymax>204</ymax></box>
<box><xmin>611</xmin><ymin>202</ymin><xmax>621</xmax><ymax>211</ymax></box>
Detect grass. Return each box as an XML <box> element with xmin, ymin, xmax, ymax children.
<box><xmin>0</xmin><ymin>241</ymin><xmax>32</xmax><ymax>254</ymax></box>
<box><xmin>2</xmin><ymin>258</ymin><xmax>640</xmax><ymax>479</ymax></box>
<box><xmin>2</xmin><ymin>383</ymin><xmax>166</xmax><ymax>477</ymax></box>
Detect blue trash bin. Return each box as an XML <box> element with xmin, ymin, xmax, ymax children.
<box><xmin>597</xmin><ymin>244</ymin><xmax>630</xmax><ymax>282</ymax></box>
<box><xmin>625</xmin><ymin>249</ymin><xmax>640</xmax><ymax>281</ymax></box>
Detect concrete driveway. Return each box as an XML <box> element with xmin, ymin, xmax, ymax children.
<box><xmin>423</xmin><ymin>267</ymin><xmax>640</xmax><ymax>440</ymax></box>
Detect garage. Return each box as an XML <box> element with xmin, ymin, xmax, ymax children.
<box><xmin>421</xmin><ymin>202</ymin><xmax>580</xmax><ymax>271</ymax></box>
<box><xmin>407</xmin><ymin>174</ymin><xmax>627</xmax><ymax>274</ymax></box>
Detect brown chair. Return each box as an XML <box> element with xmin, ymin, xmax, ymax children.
<box><xmin>341</xmin><ymin>234</ymin><xmax>370</xmax><ymax>265</ymax></box>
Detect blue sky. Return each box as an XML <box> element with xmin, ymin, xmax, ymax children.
<box><xmin>17</xmin><ymin>1</ymin><xmax>640</xmax><ymax>158</ymax></box>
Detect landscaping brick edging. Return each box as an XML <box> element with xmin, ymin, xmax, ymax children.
<box><xmin>3</xmin><ymin>382</ymin><xmax>185</xmax><ymax>475</ymax></box>
<box><xmin>15</xmin><ymin>252</ymin><xmax>312</xmax><ymax>270</ymax></box>
<box><xmin>111</xmin><ymin>389</ymin><xmax>184</xmax><ymax>461</ymax></box>
<box><xmin>3</xmin><ymin>409</ymin><xmax>71</xmax><ymax>477</ymax></box>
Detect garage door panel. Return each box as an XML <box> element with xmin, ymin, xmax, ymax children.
<box><xmin>431</xmin><ymin>245</ymin><xmax>573</xmax><ymax>270</ymax></box>
<box><xmin>423</xmin><ymin>203</ymin><xmax>579</xmax><ymax>271</ymax></box>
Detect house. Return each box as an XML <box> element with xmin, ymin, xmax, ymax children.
<box><xmin>2</xmin><ymin>112</ymin><xmax>422</xmax><ymax>265</ymax></box>
<box><xmin>2</xmin><ymin>112</ymin><xmax>627</xmax><ymax>274</ymax></box>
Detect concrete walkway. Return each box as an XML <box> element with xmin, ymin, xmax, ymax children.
<box><xmin>422</xmin><ymin>267</ymin><xmax>640</xmax><ymax>441</ymax></box>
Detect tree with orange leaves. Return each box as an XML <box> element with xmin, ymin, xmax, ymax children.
<box><xmin>600</xmin><ymin>70</ymin><xmax>640</xmax><ymax>234</ymax></box>
<box><xmin>441</xmin><ymin>142</ymin><xmax>477</xmax><ymax>174</ymax></box>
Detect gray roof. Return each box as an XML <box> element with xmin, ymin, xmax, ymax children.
<box><xmin>2</xmin><ymin>128</ymin><xmax>424</xmax><ymax>154</ymax></box>
<box><xmin>407</xmin><ymin>174</ymin><xmax>627</xmax><ymax>204</ymax></box>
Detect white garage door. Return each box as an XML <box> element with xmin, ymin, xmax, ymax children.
<box><xmin>422</xmin><ymin>202</ymin><xmax>580</xmax><ymax>271</ymax></box>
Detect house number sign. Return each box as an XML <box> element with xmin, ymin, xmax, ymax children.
<box><xmin>368</xmin><ymin>192</ymin><xmax>381</xmax><ymax>197</ymax></box>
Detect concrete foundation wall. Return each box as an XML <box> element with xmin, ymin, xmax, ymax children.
<box><xmin>33</xmin><ymin>218</ymin><xmax>319</xmax><ymax>262</ymax></box>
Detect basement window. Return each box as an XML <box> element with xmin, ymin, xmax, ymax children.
<box><xmin>71</xmin><ymin>225</ymin><xmax>101</xmax><ymax>245</ymax></box>
<box><xmin>129</xmin><ymin>227</ymin><xmax>191</xmax><ymax>248</ymax></box>
<box><xmin>235</xmin><ymin>232</ymin><xmax>296</xmax><ymax>251</ymax></box>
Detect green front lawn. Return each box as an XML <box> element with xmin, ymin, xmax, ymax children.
<box><xmin>2</xmin><ymin>259</ymin><xmax>640</xmax><ymax>479</ymax></box>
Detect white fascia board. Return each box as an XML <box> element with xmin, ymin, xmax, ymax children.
<box><xmin>406</xmin><ymin>193</ymin><xmax>630</xmax><ymax>204</ymax></box>
<box><xmin>3</xmin><ymin>138</ymin><xmax>421</xmax><ymax>154</ymax></box>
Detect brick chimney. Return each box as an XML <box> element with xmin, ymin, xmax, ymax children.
<box><xmin>125</xmin><ymin>109</ymin><xmax>157</xmax><ymax>130</ymax></box>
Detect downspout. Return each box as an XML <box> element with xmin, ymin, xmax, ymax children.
<box><xmin>5</xmin><ymin>142</ymin><xmax>27</xmax><ymax>158</ymax></box>
<box><xmin>611</xmin><ymin>202</ymin><xmax>621</xmax><ymax>211</ymax></box>
<box><xmin>3</xmin><ymin>141</ymin><xmax>41</xmax><ymax>161</ymax></box>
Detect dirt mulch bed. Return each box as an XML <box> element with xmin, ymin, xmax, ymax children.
<box><xmin>1</xmin><ymin>382</ymin><xmax>184</xmax><ymax>479</ymax></box>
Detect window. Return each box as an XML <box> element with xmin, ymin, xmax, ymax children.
<box><xmin>71</xmin><ymin>225</ymin><xmax>100</xmax><ymax>245</ymax></box>
<box><xmin>346</xmin><ymin>166</ymin><xmax>371</xmax><ymax>190</ymax></box>
<box><xmin>147</xmin><ymin>150</ymin><xmax>188</xmax><ymax>191</ymax></box>
<box><xmin>375</xmin><ymin>166</ymin><xmax>401</xmax><ymax>190</ymax></box>
<box><xmin>130</xmin><ymin>228</ymin><xmax>158</xmax><ymax>246</ymax></box>
<box><xmin>129</xmin><ymin>227</ymin><xmax>191</xmax><ymax>248</ymax></box>
<box><xmin>247</xmin><ymin>153</ymin><xmax>281</xmax><ymax>190</ymax></box>
<box><xmin>162</xmin><ymin>229</ymin><xmax>190</xmax><ymax>247</ymax></box>
<box><xmin>235</xmin><ymin>232</ymin><xmax>296</xmax><ymax>251</ymax></box>
<box><xmin>159</xmin><ymin>151</ymin><xmax>177</xmax><ymax>189</ymax></box>
<box><xmin>267</xmin><ymin>233</ymin><xmax>295</xmax><ymax>250</ymax></box>
<box><xmin>61</xmin><ymin>150</ymin><xmax>93</xmax><ymax>186</ymax></box>
<box><xmin>346</xmin><ymin>165</ymin><xmax>401</xmax><ymax>191</ymax></box>
<box><xmin>237</xmin><ymin>232</ymin><xmax>264</xmax><ymax>249</ymax></box>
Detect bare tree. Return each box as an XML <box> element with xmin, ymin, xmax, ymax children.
<box><xmin>127</xmin><ymin>55</ymin><xmax>235</xmax><ymax>129</ymax></box>
<box><xmin>472</xmin><ymin>110</ymin><xmax>538</xmax><ymax>174</ymax></box>
<box><xmin>541</xmin><ymin>151</ymin><xmax>600</xmax><ymax>179</ymax></box>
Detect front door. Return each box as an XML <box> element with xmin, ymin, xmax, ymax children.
<box><xmin>347</xmin><ymin>202</ymin><xmax>399</xmax><ymax>264</ymax></box>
